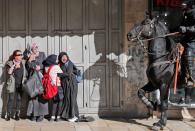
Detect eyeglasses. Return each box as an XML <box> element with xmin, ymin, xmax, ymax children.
<box><xmin>15</xmin><ymin>54</ymin><xmax>23</xmax><ymax>56</ymax></box>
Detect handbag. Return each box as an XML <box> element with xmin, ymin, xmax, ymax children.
<box><xmin>75</xmin><ymin>70</ymin><xmax>82</xmax><ymax>83</ymax></box>
<box><xmin>23</xmin><ymin>71</ymin><xmax>44</xmax><ymax>98</ymax></box>
<box><xmin>6</xmin><ymin>75</ymin><xmax>15</xmax><ymax>93</ymax></box>
<box><xmin>72</xmin><ymin>63</ymin><xmax>82</xmax><ymax>83</ymax></box>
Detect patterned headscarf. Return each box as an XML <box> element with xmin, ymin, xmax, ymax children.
<box><xmin>31</xmin><ymin>43</ymin><xmax>38</xmax><ymax>50</ymax></box>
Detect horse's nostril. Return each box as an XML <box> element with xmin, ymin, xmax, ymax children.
<box><xmin>127</xmin><ymin>33</ymin><xmax>132</xmax><ymax>41</ymax></box>
<box><xmin>128</xmin><ymin>33</ymin><xmax>132</xmax><ymax>37</ymax></box>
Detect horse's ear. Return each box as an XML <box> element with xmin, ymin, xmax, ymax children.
<box><xmin>151</xmin><ymin>17</ymin><xmax>156</xmax><ymax>24</ymax></box>
<box><xmin>145</xmin><ymin>11</ymin><xmax>150</xmax><ymax>19</ymax></box>
<box><xmin>150</xmin><ymin>18</ymin><xmax>156</xmax><ymax>28</ymax></box>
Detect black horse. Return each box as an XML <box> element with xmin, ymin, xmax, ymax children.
<box><xmin>127</xmin><ymin>17</ymin><xmax>180</xmax><ymax>130</ymax></box>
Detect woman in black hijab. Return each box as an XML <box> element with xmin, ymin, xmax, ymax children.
<box><xmin>58</xmin><ymin>52</ymin><xmax>80</xmax><ymax>122</ymax></box>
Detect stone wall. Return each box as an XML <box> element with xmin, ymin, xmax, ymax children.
<box><xmin>122</xmin><ymin>0</ymin><xmax>149</xmax><ymax>118</ymax></box>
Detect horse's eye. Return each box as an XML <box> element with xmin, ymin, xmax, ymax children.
<box><xmin>136</xmin><ymin>26</ymin><xmax>141</xmax><ymax>31</ymax></box>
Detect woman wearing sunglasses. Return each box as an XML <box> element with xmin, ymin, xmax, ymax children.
<box><xmin>5</xmin><ymin>50</ymin><xmax>26</xmax><ymax>121</ymax></box>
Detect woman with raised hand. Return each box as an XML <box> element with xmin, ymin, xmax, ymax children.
<box><xmin>5</xmin><ymin>50</ymin><xmax>26</xmax><ymax>121</ymax></box>
<box><xmin>25</xmin><ymin>43</ymin><xmax>48</xmax><ymax>122</ymax></box>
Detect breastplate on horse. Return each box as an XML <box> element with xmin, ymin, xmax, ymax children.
<box><xmin>127</xmin><ymin>16</ymin><xmax>183</xmax><ymax>130</ymax></box>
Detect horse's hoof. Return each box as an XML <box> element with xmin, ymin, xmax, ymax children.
<box><xmin>151</xmin><ymin>125</ymin><xmax>160</xmax><ymax>131</ymax></box>
<box><xmin>151</xmin><ymin>125</ymin><xmax>162</xmax><ymax>131</ymax></box>
<box><xmin>151</xmin><ymin>122</ymin><xmax>164</xmax><ymax>131</ymax></box>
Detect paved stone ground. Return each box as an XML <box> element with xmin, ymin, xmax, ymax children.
<box><xmin>0</xmin><ymin>117</ymin><xmax>194</xmax><ymax>131</ymax></box>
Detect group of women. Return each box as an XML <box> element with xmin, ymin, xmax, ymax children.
<box><xmin>4</xmin><ymin>43</ymin><xmax>80</xmax><ymax>122</ymax></box>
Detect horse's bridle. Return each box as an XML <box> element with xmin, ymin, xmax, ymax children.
<box><xmin>131</xmin><ymin>19</ymin><xmax>155</xmax><ymax>52</ymax></box>
<box><xmin>132</xmin><ymin>20</ymin><xmax>180</xmax><ymax>55</ymax></box>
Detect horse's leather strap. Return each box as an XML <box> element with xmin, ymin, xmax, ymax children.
<box><xmin>149</xmin><ymin>60</ymin><xmax>174</xmax><ymax>68</ymax></box>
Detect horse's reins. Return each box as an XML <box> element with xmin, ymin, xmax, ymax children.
<box><xmin>132</xmin><ymin>31</ymin><xmax>180</xmax><ymax>53</ymax></box>
<box><xmin>132</xmin><ymin>28</ymin><xmax>183</xmax><ymax>94</ymax></box>
<box><xmin>143</xmin><ymin>32</ymin><xmax>180</xmax><ymax>42</ymax></box>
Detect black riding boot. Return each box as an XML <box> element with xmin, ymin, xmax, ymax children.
<box><xmin>5</xmin><ymin>112</ymin><xmax>11</xmax><ymax>121</ymax></box>
<box><xmin>185</xmin><ymin>87</ymin><xmax>192</xmax><ymax>104</ymax></box>
<box><xmin>185</xmin><ymin>47</ymin><xmax>195</xmax><ymax>104</ymax></box>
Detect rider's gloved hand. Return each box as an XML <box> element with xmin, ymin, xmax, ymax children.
<box><xmin>179</xmin><ymin>26</ymin><xmax>187</xmax><ymax>33</ymax></box>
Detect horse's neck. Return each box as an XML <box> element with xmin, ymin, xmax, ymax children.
<box><xmin>148</xmin><ymin>25</ymin><xmax>168</xmax><ymax>63</ymax></box>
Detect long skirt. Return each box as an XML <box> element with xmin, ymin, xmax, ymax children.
<box><xmin>27</xmin><ymin>95</ymin><xmax>48</xmax><ymax>117</ymax></box>
<box><xmin>61</xmin><ymin>81</ymin><xmax>79</xmax><ymax>119</ymax></box>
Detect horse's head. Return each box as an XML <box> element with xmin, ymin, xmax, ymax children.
<box><xmin>127</xmin><ymin>18</ymin><xmax>156</xmax><ymax>42</ymax></box>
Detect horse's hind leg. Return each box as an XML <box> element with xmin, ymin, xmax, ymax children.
<box><xmin>138</xmin><ymin>82</ymin><xmax>157</xmax><ymax>110</ymax></box>
<box><xmin>152</xmin><ymin>83</ymin><xmax>169</xmax><ymax>130</ymax></box>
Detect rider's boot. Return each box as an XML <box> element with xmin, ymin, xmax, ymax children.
<box><xmin>185</xmin><ymin>48</ymin><xmax>195</xmax><ymax>104</ymax></box>
<box><xmin>185</xmin><ymin>86</ymin><xmax>192</xmax><ymax>104</ymax></box>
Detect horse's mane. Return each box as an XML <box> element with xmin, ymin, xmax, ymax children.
<box><xmin>155</xmin><ymin>20</ymin><xmax>169</xmax><ymax>35</ymax></box>
<box><xmin>156</xmin><ymin>20</ymin><xmax>177</xmax><ymax>53</ymax></box>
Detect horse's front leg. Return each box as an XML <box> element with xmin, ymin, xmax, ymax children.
<box><xmin>152</xmin><ymin>83</ymin><xmax>169</xmax><ymax>131</ymax></box>
<box><xmin>137</xmin><ymin>82</ymin><xmax>157</xmax><ymax>110</ymax></box>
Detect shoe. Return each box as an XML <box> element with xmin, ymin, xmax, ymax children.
<box><xmin>36</xmin><ymin>116</ymin><xmax>44</xmax><ymax>122</ymax></box>
<box><xmin>54</xmin><ymin>116</ymin><xmax>60</xmax><ymax>122</ymax></box>
<box><xmin>5</xmin><ymin>112</ymin><xmax>11</xmax><ymax>121</ymax></box>
<box><xmin>49</xmin><ymin>116</ymin><xmax>55</xmax><ymax>122</ymax></box>
<box><xmin>31</xmin><ymin>116</ymin><xmax>37</xmax><ymax>121</ymax></box>
<box><xmin>68</xmin><ymin>116</ymin><xmax>78</xmax><ymax>122</ymax></box>
<box><xmin>15</xmin><ymin>111</ymin><xmax>20</xmax><ymax>121</ymax></box>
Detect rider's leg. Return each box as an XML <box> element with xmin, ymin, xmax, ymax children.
<box><xmin>138</xmin><ymin>82</ymin><xmax>157</xmax><ymax>110</ymax></box>
<box><xmin>185</xmin><ymin>43</ymin><xmax>195</xmax><ymax>104</ymax></box>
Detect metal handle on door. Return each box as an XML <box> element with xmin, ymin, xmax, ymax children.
<box><xmin>85</xmin><ymin>45</ymin><xmax>87</xmax><ymax>50</ymax></box>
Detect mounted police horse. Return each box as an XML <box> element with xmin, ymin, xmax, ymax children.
<box><xmin>127</xmin><ymin>17</ymin><xmax>182</xmax><ymax>130</ymax></box>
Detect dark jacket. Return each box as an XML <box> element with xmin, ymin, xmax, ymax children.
<box><xmin>182</xmin><ymin>8</ymin><xmax>195</xmax><ymax>43</ymax></box>
<box><xmin>5</xmin><ymin>60</ymin><xmax>27</xmax><ymax>93</ymax></box>
<box><xmin>59</xmin><ymin>60</ymin><xmax>80</xmax><ymax>119</ymax></box>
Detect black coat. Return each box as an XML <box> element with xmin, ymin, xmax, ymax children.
<box><xmin>58</xmin><ymin>60</ymin><xmax>79</xmax><ymax>119</ymax></box>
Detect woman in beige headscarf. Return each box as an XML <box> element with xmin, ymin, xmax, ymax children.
<box><xmin>25</xmin><ymin>43</ymin><xmax>48</xmax><ymax>122</ymax></box>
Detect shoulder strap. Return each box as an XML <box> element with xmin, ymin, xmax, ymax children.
<box><xmin>47</xmin><ymin>65</ymin><xmax>54</xmax><ymax>74</ymax></box>
<box><xmin>22</xmin><ymin>60</ymin><xmax>27</xmax><ymax>81</ymax></box>
<box><xmin>48</xmin><ymin>65</ymin><xmax>58</xmax><ymax>86</ymax></box>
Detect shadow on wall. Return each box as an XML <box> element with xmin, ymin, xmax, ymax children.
<box><xmin>0</xmin><ymin>31</ymin><xmax>148</xmax><ymax>118</ymax></box>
